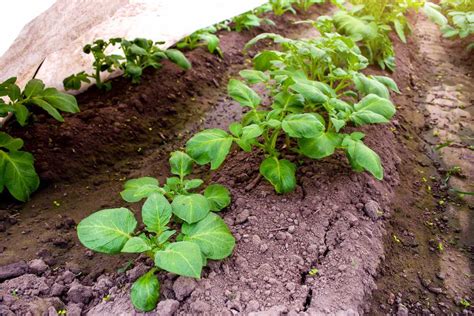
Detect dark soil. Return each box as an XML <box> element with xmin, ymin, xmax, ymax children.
<box><xmin>0</xmin><ymin>5</ymin><xmax>472</xmax><ymax>316</ymax></box>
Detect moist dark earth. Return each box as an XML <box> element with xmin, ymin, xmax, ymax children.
<box><xmin>1</xmin><ymin>5</ymin><xmax>473</xmax><ymax>316</ymax></box>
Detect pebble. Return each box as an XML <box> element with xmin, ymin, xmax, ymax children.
<box><xmin>28</xmin><ymin>259</ymin><xmax>48</xmax><ymax>275</ymax></box>
<box><xmin>173</xmin><ymin>276</ymin><xmax>197</xmax><ymax>301</ymax></box>
<box><xmin>156</xmin><ymin>299</ymin><xmax>179</xmax><ymax>316</ymax></box>
<box><xmin>276</xmin><ymin>232</ymin><xmax>286</xmax><ymax>240</ymax></box>
<box><xmin>235</xmin><ymin>209</ymin><xmax>250</xmax><ymax>224</ymax></box>
<box><xmin>364</xmin><ymin>200</ymin><xmax>381</xmax><ymax>221</ymax></box>
<box><xmin>287</xmin><ymin>225</ymin><xmax>296</xmax><ymax>234</ymax></box>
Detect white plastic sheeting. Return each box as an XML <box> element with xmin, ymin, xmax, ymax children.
<box><xmin>0</xmin><ymin>0</ymin><xmax>267</xmax><ymax>91</ymax></box>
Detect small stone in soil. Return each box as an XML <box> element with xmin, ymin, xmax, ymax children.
<box><xmin>364</xmin><ymin>200</ymin><xmax>381</xmax><ymax>221</ymax></box>
<box><xmin>156</xmin><ymin>299</ymin><xmax>179</xmax><ymax>316</ymax></box>
<box><xmin>173</xmin><ymin>276</ymin><xmax>197</xmax><ymax>301</ymax></box>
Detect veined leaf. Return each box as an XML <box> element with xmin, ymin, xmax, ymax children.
<box><xmin>142</xmin><ymin>193</ymin><xmax>172</xmax><ymax>233</ymax></box>
<box><xmin>0</xmin><ymin>132</ymin><xmax>23</xmax><ymax>151</ymax></box>
<box><xmin>165</xmin><ymin>49</ymin><xmax>191</xmax><ymax>69</ymax></box>
<box><xmin>239</xmin><ymin>69</ymin><xmax>269</xmax><ymax>84</ymax></box>
<box><xmin>289</xmin><ymin>82</ymin><xmax>328</xmax><ymax>104</ymax></box>
<box><xmin>169</xmin><ymin>151</ymin><xmax>193</xmax><ymax>178</ymax></box>
<box><xmin>155</xmin><ymin>241</ymin><xmax>203</xmax><ymax>278</ymax></box>
<box><xmin>227</xmin><ymin>79</ymin><xmax>261</xmax><ymax>108</ymax></box>
<box><xmin>282</xmin><ymin>113</ymin><xmax>324</xmax><ymax>138</ymax></box>
<box><xmin>204</xmin><ymin>184</ymin><xmax>231</xmax><ymax>211</ymax></box>
<box><xmin>298</xmin><ymin>132</ymin><xmax>342</xmax><ymax>159</ymax></box>
<box><xmin>351</xmin><ymin>94</ymin><xmax>396</xmax><ymax>125</ymax></box>
<box><xmin>342</xmin><ymin>136</ymin><xmax>383</xmax><ymax>180</ymax></box>
<box><xmin>0</xmin><ymin>150</ymin><xmax>39</xmax><ymax>202</ymax></box>
<box><xmin>182</xmin><ymin>213</ymin><xmax>235</xmax><ymax>260</ymax></box>
<box><xmin>131</xmin><ymin>269</ymin><xmax>160</xmax><ymax>312</ymax></box>
<box><xmin>186</xmin><ymin>129</ymin><xmax>233</xmax><ymax>170</ymax></box>
<box><xmin>353</xmin><ymin>74</ymin><xmax>390</xmax><ymax>100</ymax></box>
<box><xmin>77</xmin><ymin>208</ymin><xmax>137</xmax><ymax>254</ymax></box>
<box><xmin>171</xmin><ymin>194</ymin><xmax>210</xmax><ymax>224</ymax></box>
<box><xmin>259</xmin><ymin>157</ymin><xmax>296</xmax><ymax>193</ymax></box>
<box><xmin>41</xmin><ymin>88</ymin><xmax>80</xmax><ymax>114</ymax></box>
<box><xmin>24</xmin><ymin>79</ymin><xmax>45</xmax><ymax>98</ymax></box>
<box><xmin>122</xmin><ymin>235</ymin><xmax>152</xmax><ymax>253</ymax></box>
<box><xmin>120</xmin><ymin>177</ymin><xmax>160</xmax><ymax>202</ymax></box>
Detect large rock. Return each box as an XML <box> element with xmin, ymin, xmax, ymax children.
<box><xmin>0</xmin><ymin>261</ymin><xmax>28</xmax><ymax>281</ymax></box>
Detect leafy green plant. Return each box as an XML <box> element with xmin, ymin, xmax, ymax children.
<box><xmin>314</xmin><ymin>11</ymin><xmax>396</xmax><ymax>71</ymax></box>
<box><xmin>293</xmin><ymin>0</ymin><xmax>326</xmax><ymax>11</ymax></box>
<box><xmin>269</xmin><ymin>0</ymin><xmax>297</xmax><ymax>15</ymax></box>
<box><xmin>184</xmin><ymin>33</ymin><xmax>398</xmax><ymax>193</ymax></box>
<box><xmin>177</xmin><ymin>26</ymin><xmax>223</xmax><ymax>57</ymax></box>
<box><xmin>64</xmin><ymin>38</ymin><xmax>191</xmax><ymax>91</ymax></box>
<box><xmin>77</xmin><ymin>151</ymin><xmax>235</xmax><ymax>311</ymax></box>
<box><xmin>0</xmin><ymin>77</ymin><xmax>79</xmax><ymax>201</ymax></box>
<box><xmin>231</xmin><ymin>11</ymin><xmax>275</xmax><ymax>32</ymax></box>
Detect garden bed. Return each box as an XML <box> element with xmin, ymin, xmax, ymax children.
<box><xmin>0</xmin><ymin>4</ymin><xmax>472</xmax><ymax>316</ymax></box>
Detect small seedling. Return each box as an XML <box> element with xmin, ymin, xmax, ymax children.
<box><xmin>308</xmin><ymin>268</ymin><xmax>319</xmax><ymax>276</ymax></box>
<box><xmin>77</xmin><ymin>151</ymin><xmax>235</xmax><ymax>311</ymax></box>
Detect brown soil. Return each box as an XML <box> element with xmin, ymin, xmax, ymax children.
<box><xmin>0</xmin><ymin>5</ymin><xmax>472</xmax><ymax>316</ymax></box>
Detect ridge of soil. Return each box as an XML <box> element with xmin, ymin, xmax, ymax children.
<box><xmin>0</xmin><ymin>6</ymin><xmax>472</xmax><ymax>316</ymax></box>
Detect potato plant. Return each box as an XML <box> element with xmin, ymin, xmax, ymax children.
<box><xmin>0</xmin><ymin>77</ymin><xmax>79</xmax><ymax>201</ymax></box>
<box><xmin>64</xmin><ymin>38</ymin><xmax>191</xmax><ymax>91</ymax></box>
<box><xmin>177</xmin><ymin>26</ymin><xmax>223</xmax><ymax>57</ymax></box>
<box><xmin>185</xmin><ymin>33</ymin><xmax>399</xmax><ymax>193</ymax></box>
<box><xmin>77</xmin><ymin>151</ymin><xmax>235</xmax><ymax>311</ymax></box>
<box><xmin>230</xmin><ymin>11</ymin><xmax>275</xmax><ymax>32</ymax></box>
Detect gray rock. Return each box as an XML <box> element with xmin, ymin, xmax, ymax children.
<box><xmin>66</xmin><ymin>303</ymin><xmax>82</xmax><ymax>316</ymax></box>
<box><xmin>126</xmin><ymin>263</ymin><xmax>150</xmax><ymax>282</ymax></box>
<box><xmin>28</xmin><ymin>259</ymin><xmax>48</xmax><ymax>275</ymax></box>
<box><xmin>235</xmin><ymin>209</ymin><xmax>250</xmax><ymax>224</ymax></box>
<box><xmin>364</xmin><ymin>200</ymin><xmax>381</xmax><ymax>221</ymax></box>
<box><xmin>1</xmin><ymin>274</ymin><xmax>49</xmax><ymax>295</ymax></box>
<box><xmin>58</xmin><ymin>270</ymin><xmax>75</xmax><ymax>284</ymax></box>
<box><xmin>67</xmin><ymin>282</ymin><xmax>93</xmax><ymax>304</ymax></box>
<box><xmin>397</xmin><ymin>304</ymin><xmax>409</xmax><ymax>316</ymax></box>
<box><xmin>156</xmin><ymin>299</ymin><xmax>179</xmax><ymax>316</ymax></box>
<box><xmin>50</xmin><ymin>283</ymin><xmax>66</xmax><ymax>296</ymax></box>
<box><xmin>0</xmin><ymin>261</ymin><xmax>28</xmax><ymax>281</ymax></box>
<box><xmin>190</xmin><ymin>300</ymin><xmax>211</xmax><ymax>313</ymax></box>
<box><xmin>173</xmin><ymin>276</ymin><xmax>197</xmax><ymax>301</ymax></box>
<box><xmin>247</xmin><ymin>300</ymin><xmax>260</xmax><ymax>312</ymax></box>
<box><xmin>48</xmin><ymin>306</ymin><xmax>58</xmax><ymax>316</ymax></box>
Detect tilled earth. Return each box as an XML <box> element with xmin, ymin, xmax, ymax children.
<box><xmin>0</xmin><ymin>6</ymin><xmax>472</xmax><ymax>316</ymax></box>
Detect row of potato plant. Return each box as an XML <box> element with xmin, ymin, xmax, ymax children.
<box><xmin>76</xmin><ymin>0</ymin><xmax>432</xmax><ymax>311</ymax></box>
<box><xmin>64</xmin><ymin>38</ymin><xmax>191</xmax><ymax>91</ymax></box>
<box><xmin>75</xmin><ymin>1</ymin><xmax>334</xmax><ymax>311</ymax></box>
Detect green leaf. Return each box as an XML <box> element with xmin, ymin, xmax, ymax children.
<box><xmin>204</xmin><ymin>184</ymin><xmax>231</xmax><ymax>211</ymax></box>
<box><xmin>121</xmin><ymin>177</ymin><xmax>160</xmax><ymax>202</ymax></box>
<box><xmin>131</xmin><ymin>269</ymin><xmax>160</xmax><ymax>312</ymax></box>
<box><xmin>227</xmin><ymin>79</ymin><xmax>261</xmax><ymax>108</ymax></box>
<box><xmin>169</xmin><ymin>151</ymin><xmax>193</xmax><ymax>178</ymax></box>
<box><xmin>351</xmin><ymin>94</ymin><xmax>396</xmax><ymax>125</ymax></box>
<box><xmin>41</xmin><ymin>88</ymin><xmax>80</xmax><ymax>113</ymax></box>
<box><xmin>24</xmin><ymin>79</ymin><xmax>45</xmax><ymax>98</ymax></box>
<box><xmin>184</xmin><ymin>179</ymin><xmax>204</xmax><ymax>191</ymax></box>
<box><xmin>241</xmin><ymin>124</ymin><xmax>263</xmax><ymax>140</ymax></box>
<box><xmin>155</xmin><ymin>241</ymin><xmax>203</xmax><ymax>278</ymax></box>
<box><xmin>253</xmin><ymin>50</ymin><xmax>281</xmax><ymax>71</ymax></box>
<box><xmin>393</xmin><ymin>19</ymin><xmax>407</xmax><ymax>43</ymax></box>
<box><xmin>272</xmin><ymin>92</ymin><xmax>304</xmax><ymax>113</ymax></box>
<box><xmin>239</xmin><ymin>69</ymin><xmax>269</xmax><ymax>84</ymax></box>
<box><xmin>0</xmin><ymin>132</ymin><xmax>23</xmax><ymax>151</ymax></box>
<box><xmin>282</xmin><ymin>113</ymin><xmax>324</xmax><ymax>138</ymax></box>
<box><xmin>142</xmin><ymin>193</ymin><xmax>172</xmax><ymax>233</ymax></box>
<box><xmin>0</xmin><ymin>150</ymin><xmax>40</xmax><ymax>201</ymax></box>
<box><xmin>171</xmin><ymin>194</ymin><xmax>210</xmax><ymax>224</ymax></box>
<box><xmin>422</xmin><ymin>2</ymin><xmax>448</xmax><ymax>26</ymax></box>
<box><xmin>165</xmin><ymin>49</ymin><xmax>191</xmax><ymax>69</ymax></box>
<box><xmin>371</xmin><ymin>76</ymin><xmax>400</xmax><ymax>94</ymax></box>
<box><xmin>229</xmin><ymin>122</ymin><xmax>243</xmax><ymax>137</ymax></box>
<box><xmin>298</xmin><ymin>132</ymin><xmax>342</xmax><ymax>159</ymax></box>
<box><xmin>182</xmin><ymin>213</ymin><xmax>235</xmax><ymax>260</ymax></box>
<box><xmin>342</xmin><ymin>136</ymin><xmax>383</xmax><ymax>180</ymax></box>
<box><xmin>30</xmin><ymin>98</ymin><xmax>64</xmax><ymax>122</ymax></box>
<box><xmin>122</xmin><ymin>236</ymin><xmax>152</xmax><ymax>253</ymax></box>
<box><xmin>157</xmin><ymin>229</ymin><xmax>176</xmax><ymax>245</ymax></box>
<box><xmin>186</xmin><ymin>129</ymin><xmax>233</xmax><ymax>170</ymax></box>
<box><xmin>353</xmin><ymin>74</ymin><xmax>390</xmax><ymax>100</ymax></box>
<box><xmin>77</xmin><ymin>208</ymin><xmax>137</xmax><ymax>254</ymax></box>
<box><xmin>259</xmin><ymin>157</ymin><xmax>296</xmax><ymax>193</ymax></box>
<box><xmin>289</xmin><ymin>82</ymin><xmax>328</xmax><ymax>104</ymax></box>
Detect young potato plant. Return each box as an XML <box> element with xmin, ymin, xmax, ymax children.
<box><xmin>314</xmin><ymin>11</ymin><xmax>396</xmax><ymax>71</ymax></box>
<box><xmin>64</xmin><ymin>38</ymin><xmax>191</xmax><ymax>91</ymax></box>
<box><xmin>77</xmin><ymin>151</ymin><xmax>235</xmax><ymax>312</ymax></box>
<box><xmin>0</xmin><ymin>77</ymin><xmax>79</xmax><ymax>201</ymax></box>
<box><xmin>269</xmin><ymin>0</ymin><xmax>297</xmax><ymax>15</ymax></box>
<box><xmin>177</xmin><ymin>26</ymin><xmax>223</xmax><ymax>57</ymax></box>
<box><xmin>231</xmin><ymin>11</ymin><xmax>275</xmax><ymax>32</ymax></box>
<box><xmin>293</xmin><ymin>0</ymin><xmax>326</xmax><ymax>12</ymax></box>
